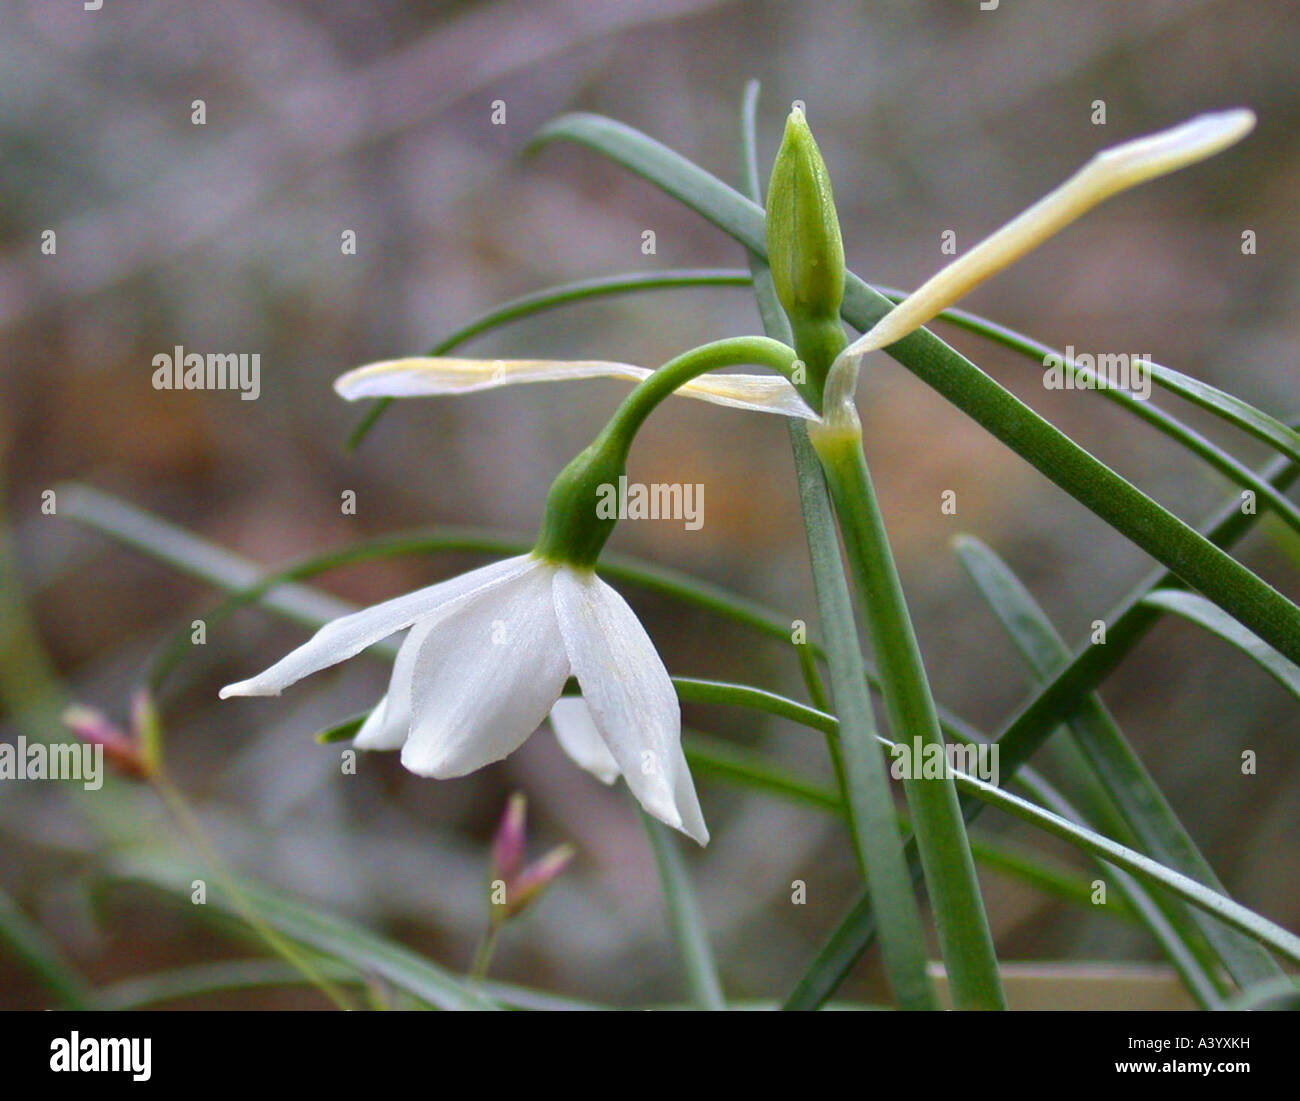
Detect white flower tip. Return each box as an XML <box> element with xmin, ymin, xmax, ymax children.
<box><xmin>1095</xmin><ymin>108</ymin><xmax>1256</xmax><ymax>186</ymax></box>
<box><xmin>333</xmin><ymin>359</ymin><xmax>429</xmax><ymax>401</ymax></box>
<box><xmin>684</xmin><ymin>820</ymin><xmax>710</xmax><ymax>847</ymax></box>
<box><xmin>218</xmin><ymin>679</ymin><xmax>278</xmax><ymax>700</ymax></box>
<box><xmin>1182</xmin><ymin>108</ymin><xmax>1255</xmax><ymax>148</ymax></box>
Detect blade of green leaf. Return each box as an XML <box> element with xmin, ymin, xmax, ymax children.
<box><xmin>954</xmin><ymin>534</ymin><xmax>1276</xmax><ymax>994</ymax></box>
<box><xmin>686</xmin><ymin>730</ymin><xmax>1132</xmax><ymax>920</ymax></box>
<box><xmin>0</xmin><ymin>885</ymin><xmax>90</xmax><ymax>1009</ymax></box>
<box><xmin>641</xmin><ymin>811</ymin><xmax>725</xmax><ymax>1010</ymax></box>
<box><xmin>114</xmin><ymin>854</ymin><xmax>500</xmax><ymax>1010</ymax></box>
<box><xmin>786</xmin><ymin>450</ymin><xmax>1299</xmax><ymax>1007</ymax></box>
<box><xmin>667</xmin><ymin>677</ymin><xmax>1300</xmax><ymax>966</ymax></box>
<box><xmin>870</xmin><ymin>292</ymin><xmax>1300</xmax><ymax>540</ymax></box>
<box><xmin>1143</xmin><ymin>588</ymin><xmax>1300</xmax><ymax>700</ymax></box>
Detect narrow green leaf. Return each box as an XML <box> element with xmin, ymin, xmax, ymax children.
<box><xmin>667</xmin><ymin>679</ymin><xmax>1300</xmax><ymax>967</ymax></box>
<box><xmin>873</xmin><ymin>294</ymin><xmax>1300</xmax><ymax>540</ymax></box>
<box><xmin>314</xmin><ymin>713</ymin><xmax>367</xmax><ymax>744</ymax></box>
<box><xmin>92</xmin><ymin>955</ymin><xmax>606</xmax><ymax>1012</ymax></box>
<box><xmin>1140</xmin><ymin>362</ymin><xmax>1300</xmax><ymax>466</ymax></box>
<box><xmin>954</xmin><ymin>535</ymin><xmax>1270</xmax><ymax>996</ymax></box>
<box><xmin>993</xmin><ymin>449</ymin><xmax>1299</xmax><ymax>778</ymax></box>
<box><xmin>115</xmin><ymin>855</ymin><xmax>500</xmax><ymax>1010</ymax></box>
<box><xmin>686</xmin><ymin>731</ymin><xmax>1132</xmax><ymax>920</ymax></box>
<box><xmin>642</xmin><ymin>812</ymin><xmax>725</xmax><ymax>1010</ymax></box>
<box><xmin>1143</xmin><ymin>588</ymin><xmax>1300</xmax><ymax>700</ymax></box>
<box><xmin>787</xmin><ymin>451</ymin><xmax>1299</xmax><ymax>1007</ymax></box>
<box><xmin>0</xmin><ymin>886</ymin><xmax>90</xmax><ymax>1009</ymax></box>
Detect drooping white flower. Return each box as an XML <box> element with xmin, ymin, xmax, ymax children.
<box><xmin>220</xmin><ymin>555</ymin><xmax>708</xmax><ymax>844</ymax></box>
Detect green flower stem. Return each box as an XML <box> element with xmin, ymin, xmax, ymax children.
<box><xmin>468</xmin><ymin>926</ymin><xmax>500</xmax><ymax>983</ymax></box>
<box><xmin>601</xmin><ymin>336</ymin><xmax>811</xmax><ymax>442</ymax></box>
<box><xmin>533</xmin><ymin>335</ymin><xmax>805</xmax><ymax>568</ymax></box>
<box><xmin>737</xmin><ymin>84</ymin><xmax>935</xmax><ymax>1011</ymax></box>
<box><xmin>784</xmin><ymin>448</ymin><xmax>1299</xmax><ymax>1008</ymax></box>
<box><xmin>811</xmin><ymin>425</ymin><xmax>1006</xmax><ymax>1010</ymax></box>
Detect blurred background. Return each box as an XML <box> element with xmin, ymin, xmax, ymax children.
<box><xmin>1</xmin><ymin>0</ymin><xmax>1297</xmax><ymax>1008</ymax></box>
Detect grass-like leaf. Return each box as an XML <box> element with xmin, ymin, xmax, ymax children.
<box><xmin>786</xmin><ymin>452</ymin><xmax>1298</xmax><ymax>1006</ymax></box>
<box><xmin>0</xmin><ymin>886</ymin><xmax>90</xmax><ymax>1009</ymax></box>
<box><xmin>667</xmin><ymin>679</ymin><xmax>1300</xmax><ymax>967</ymax></box>
<box><xmin>1143</xmin><ymin>588</ymin><xmax>1300</xmax><ymax>700</ymax></box>
<box><xmin>642</xmin><ymin>813</ymin><xmax>726</xmax><ymax>1010</ymax></box>
<box><xmin>874</xmin><ymin>293</ymin><xmax>1300</xmax><ymax>539</ymax></box>
<box><xmin>114</xmin><ymin>855</ymin><xmax>500</xmax><ymax>1010</ymax></box>
<box><xmin>953</xmin><ymin>534</ymin><xmax>1279</xmax><ymax>994</ymax></box>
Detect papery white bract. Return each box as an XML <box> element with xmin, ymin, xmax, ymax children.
<box><xmin>334</xmin><ymin>356</ymin><xmax>817</xmax><ymax>420</ymax></box>
<box><xmin>220</xmin><ymin>555</ymin><xmax>708</xmax><ymax>844</ymax></box>
<box><xmin>821</xmin><ymin>109</ymin><xmax>1256</xmax><ymax>422</ymax></box>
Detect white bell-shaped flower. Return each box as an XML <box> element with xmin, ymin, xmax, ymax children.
<box><xmin>221</xmin><ymin>555</ymin><xmax>708</xmax><ymax>844</ymax></box>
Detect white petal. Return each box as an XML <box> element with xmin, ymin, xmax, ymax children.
<box><xmin>549</xmin><ymin>697</ymin><xmax>620</xmax><ymax>784</ymax></box>
<box><xmin>219</xmin><ymin>555</ymin><xmax>534</xmax><ymax>698</ymax></box>
<box><xmin>352</xmin><ymin>620</ymin><xmax>437</xmax><ymax>751</ymax></box>
<box><xmin>552</xmin><ymin>568</ymin><xmax>708</xmax><ymax>845</ymax></box>
<box><xmin>353</xmin><ymin>695</ymin><xmax>396</xmax><ymax>749</ymax></box>
<box><xmin>334</xmin><ymin>357</ymin><xmax>815</xmax><ymax>419</ymax></box>
<box><xmin>401</xmin><ymin>562</ymin><xmax>570</xmax><ymax>778</ymax></box>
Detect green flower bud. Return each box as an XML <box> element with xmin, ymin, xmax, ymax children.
<box><xmin>766</xmin><ymin>106</ymin><xmax>845</xmax><ymax>327</ymax></box>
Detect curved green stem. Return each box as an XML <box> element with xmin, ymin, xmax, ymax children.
<box><xmin>533</xmin><ymin>336</ymin><xmax>803</xmax><ymax>567</ymax></box>
<box><xmin>598</xmin><ymin>335</ymin><xmax>809</xmax><ymax>445</ymax></box>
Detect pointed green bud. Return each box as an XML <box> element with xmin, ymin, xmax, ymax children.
<box><xmin>766</xmin><ymin>106</ymin><xmax>845</xmax><ymax>327</ymax></box>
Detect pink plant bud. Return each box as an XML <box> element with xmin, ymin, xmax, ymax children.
<box><xmin>491</xmin><ymin>792</ymin><xmax>528</xmax><ymax>883</ymax></box>
<box><xmin>509</xmin><ymin>843</ymin><xmax>576</xmax><ymax>915</ymax></box>
<box><xmin>61</xmin><ymin>704</ymin><xmax>149</xmax><ymax>779</ymax></box>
